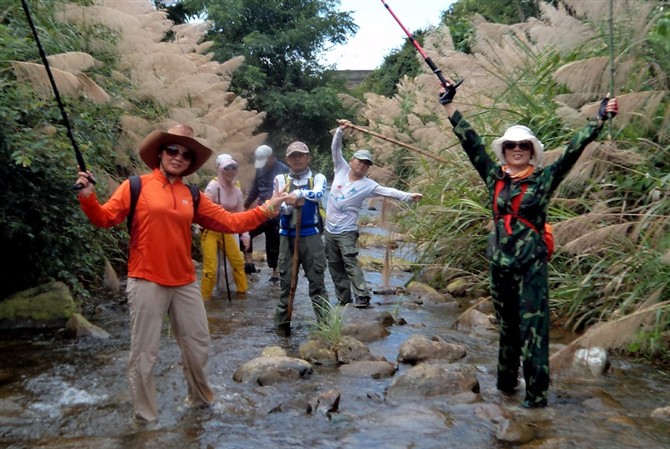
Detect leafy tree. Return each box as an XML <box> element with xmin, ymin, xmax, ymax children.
<box><xmin>354</xmin><ymin>31</ymin><xmax>425</xmax><ymax>98</ymax></box>
<box><xmin>179</xmin><ymin>0</ymin><xmax>357</xmax><ymax>154</ymax></box>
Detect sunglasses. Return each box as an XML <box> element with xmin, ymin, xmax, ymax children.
<box><xmin>502</xmin><ymin>141</ymin><xmax>533</xmax><ymax>152</ymax></box>
<box><xmin>164</xmin><ymin>145</ymin><xmax>194</xmax><ymax>161</ymax></box>
<box><xmin>223</xmin><ymin>165</ymin><xmax>238</xmax><ymax>171</ymax></box>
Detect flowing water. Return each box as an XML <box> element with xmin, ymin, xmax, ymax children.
<box><xmin>1</xmin><ymin>214</ymin><xmax>669</xmax><ymax>449</ymax></box>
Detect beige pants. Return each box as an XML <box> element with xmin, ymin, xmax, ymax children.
<box><xmin>126</xmin><ymin>278</ymin><xmax>214</xmax><ymax>422</ymax></box>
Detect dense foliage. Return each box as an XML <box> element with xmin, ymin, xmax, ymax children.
<box><xmin>177</xmin><ymin>0</ymin><xmax>357</xmax><ymax>154</ymax></box>
<box><xmin>0</xmin><ymin>2</ymin><xmax>126</xmax><ymax>299</ymax></box>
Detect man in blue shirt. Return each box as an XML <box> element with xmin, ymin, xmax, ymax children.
<box><xmin>243</xmin><ymin>145</ymin><xmax>289</xmax><ymax>282</ymax></box>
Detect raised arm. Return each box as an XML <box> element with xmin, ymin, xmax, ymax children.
<box><xmin>332</xmin><ymin>121</ymin><xmax>349</xmax><ymax>171</ymax></box>
<box><xmin>438</xmin><ymin>83</ymin><xmax>497</xmax><ymax>184</ymax></box>
<box><xmin>547</xmin><ymin>96</ymin><xmax>619</xmax><ymax>192</ymax></box>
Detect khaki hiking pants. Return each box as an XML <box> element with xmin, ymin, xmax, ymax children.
<box><xmin>126</xmin><ymin>278</ymin><xmax>214</xmax><ymax>422</ymax></box>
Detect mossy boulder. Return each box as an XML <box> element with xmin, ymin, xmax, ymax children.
<box><xmin>0</xmin><ymin>281</ymin><xmax>76</xmax><ymax>329</ymax></box>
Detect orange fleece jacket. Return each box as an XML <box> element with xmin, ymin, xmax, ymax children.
<box><xmin>79</xmin><ymin>169</ymin><xmax>268</xmax><ymax>286</ymax></box>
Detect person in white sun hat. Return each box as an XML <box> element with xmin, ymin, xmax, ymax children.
<box><xmin>438</xmin><ymin>80</ymin><xmax>618</xmax><ymax>410</ymax></box>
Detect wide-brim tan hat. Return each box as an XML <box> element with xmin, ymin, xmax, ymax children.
<box><xmin>491</xmin><ymin>125</ymin><xmax>544</xmax><ymax>167</ymax></box>
<box><xmin>138</xmin><ymin>124</ymin><xmax>213</xmax><ymax>177</ymax></box>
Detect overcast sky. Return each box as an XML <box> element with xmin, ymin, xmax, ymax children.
<box><xmin>321</xmin><ymin>0</ymin><xmax>454</xmax><ymax>70</ymax></box>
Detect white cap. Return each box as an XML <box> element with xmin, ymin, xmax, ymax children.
<box><xmin>491</xmin><ymin>125</ymin><xmax>544</xmax><ymax>167</ymax></box>
<box><xmin>254</xmin><ymin>145</ymin><xmax>273</xmax><ymax>168</ymax></box>
<box><xmin>352</xmin><ymin>149</ymin><xmax>373</xmax><ymax>165</ymax></box>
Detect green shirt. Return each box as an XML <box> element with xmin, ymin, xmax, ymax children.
<box><xmin>449</xmin><ymin>110</ymin><xmax>603</xmax><ymax>269</ymax></box>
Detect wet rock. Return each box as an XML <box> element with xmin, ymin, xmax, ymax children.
<box><xmin>496</xmin><ymin>417</ymin><xmax>537</xmax><ymax>445</ymax></box>
<box><xmin>473</xmin><ymin>403</ymin><xmax>509</xmax><ymax>423</ymax></box>
<box><xmin>307</xmin><ymin>389</ymin><xmax>340</xmax><ymax>415</ymax></box>
<box><xmin>397</xmin><ymin>334</ymin><xmax>466</xmax><ymax>364</ymax></box>
<box><xmin>606</xmin><ymin>414</ymin><xmax>636</xmax><ymax>427</ymax></box>
<box><xmin>261</xmin><ymin>346</ymin><xmax>288</xmax><ymax>357</ymax></box>
<box><xmin>474</xmin><ymin>296</ymin><xmax>495</xmax><ymax>314</ymax></box>
<box><xmin>452</xmin><ymin>308</ymin><xmax>495</xmax><ymax>334</ymax></box>
<box><xmin>257</xmin><ymin>368</ymin><xmax>303</xmax><ymax>386</ymax></box>
<box><xmin>0</xmin><ymin>281</ymin><xmax>76</xmax><ymax>329</ymax></box>
<box><xmin>298</xmin><ymin>339</ymin><xmax>338</xmax><ymax>365</ymax></box>
<box><xmin>405</xmin><ymin>281</ymin><xmax>452</xmax><ymax>303</ymax></box>
<box><xmin>386</xmin><ymin>362</ymin><xmax>480</xmax><ymax>399</ymax></box>
<box><xmin>341</xmin><ymin>322</ymin><xmax>389</xmax><ymax>343</ymax></box>
<box><xmin>336</xmin><ymin>335</ymin><xmax>378</xmax><ymax>364</ymax></box>
<box><xmin>65</xmin><ymin>313</ymin><xmax>110</xmax><ymax>339</ymax></box>
<box><xmin>572</xmin><ymin>347</ymin><xmax>609</xmax><ymax>376</ymax></box>
<box><xmin>446</xmin><ymin>277</ymin><xmax>469</xmax><ymax>297</ymax></box>
<box><xmin>519</xmin><ymin>437</ymin><xmax>571</xmax><ymax>449</ymax></box>
<box><xmin>650</xmin><ymin>406</ymin><xmax>670</xmax><ymax>419</ymax></box>
<box><xmin>339</xmin><ymin>361</ymin><xmax>397</xmax><ymax>379</ymax></box>
<box><xmin>376</xmin><ymin>311</ymin><xmax>395</xmax><ymax>327</ymax></box>
<box><xmin>233</xmin><ymin>356</ymin><xmax>312</xmax><ymax>385</ymax></box>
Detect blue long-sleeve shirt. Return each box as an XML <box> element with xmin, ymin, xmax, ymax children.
<box><xmin>243</xmin><ymin>160</ymin><xmax>289</xmax><ymax>209</ymax></box>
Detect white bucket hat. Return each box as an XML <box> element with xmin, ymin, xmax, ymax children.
<box><xmin>491</xmin><ymin>125</ymin><xmax>544</xmax><ymax>167</ymax></box>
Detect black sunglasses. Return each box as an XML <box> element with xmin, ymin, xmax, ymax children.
<box><xmin>502</xmin><ymin>141</ymin><xmax>533</xmax><ymax>152</ymax></box>
<box><xmin>223</xmin><ymin>165</ymin><xmax>238</xmax><ymax>171</ymax></box>
<box><xmin>164</xmin><ymin>145</ymin><xmax>194</xmax><ymax>161</ymax></box>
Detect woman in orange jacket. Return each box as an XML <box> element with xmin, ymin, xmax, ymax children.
<box><xmin>76</xmin><ymin>124</ymin><xmax>286</xmax><ymax>424</ymax></box>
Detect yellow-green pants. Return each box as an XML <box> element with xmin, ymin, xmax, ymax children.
<box><xmin>200</xmin><ymin>230</ymin><xmax>247</xmax><ymax>298</ymax></box>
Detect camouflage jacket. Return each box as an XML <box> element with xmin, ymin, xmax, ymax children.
<box><xmin>449</xmin><ymin>110</ymin><xmax>603</xmax><ymax>269</ymax></box>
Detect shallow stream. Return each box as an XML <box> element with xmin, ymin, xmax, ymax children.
<box><xmin>1</xmin><ymin>215</ymin><xmax>669</xmax><ymax>449</ymax></box>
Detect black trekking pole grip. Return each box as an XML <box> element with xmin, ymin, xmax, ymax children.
<box><xmin>380</xmin><ymin>0</ymin><xmax>462</xmax><ymax>92</ymax></box>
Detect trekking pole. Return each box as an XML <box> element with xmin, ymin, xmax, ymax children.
<box><xmin>20</xmin><ymin>0</ymin><xmax>93</xmax><ymax>190</ymax></box>
<box><xmin>337</xmin><ymin>119</ymin><xmax>451</xmax><ymax>165</ymax></box>
<box><xmin>286</xmin><ymin>203</ymin><xmax>303</xmax><ymax>323</ymax></box>
<box><xmin>216</xmin><ymin>189</ymin><xmax>232</xmax><ymax>302</ymax></box>
<box><xmin>607</xmin><ymin>0</ymin><xmax>616</xmax><ymax>136</ymax></box>
<box><xmin>218</xmin><ymin>238</ymin><xmax>232</xmax><ymax>302</ymax></box>
<box><xmin>380</xmin><ymin>0</ymin><xmax>463</xmax><ymax>92</ymax></box>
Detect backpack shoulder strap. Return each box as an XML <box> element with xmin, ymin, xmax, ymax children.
<box><xmin>493</xmin><ymin>179</ymin><xmax>504</xmax><ymax>215</ymax></box>
<box><xmin>127</xmin><ymin>175</ymin><xmax>141</xmax><ymax>235</ymax></box>
<box><xmin>187</xmin><ymin>184</ymin><xmax>200</xmax><ymax>213</ymax></box>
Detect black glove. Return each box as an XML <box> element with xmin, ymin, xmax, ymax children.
<box><xmin>596</xmin><ymin>97</ymin><xmax>618</xmax><ymax>121</ymax></box>
<box><xmin>438</xmin><ymin>79</ymin><xmax>463</xmax><ymax>105</ymax></box>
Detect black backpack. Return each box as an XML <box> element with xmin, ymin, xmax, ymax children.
<box><xmin>126</xmin><ymin>175</ymin><xmax>200</xmax><ymax>236</ymax></box>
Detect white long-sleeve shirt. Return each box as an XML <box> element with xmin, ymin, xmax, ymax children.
<box><xmin>326</xmin><ymin>127</ymin><xmax>414</xmax><ymax>234</ymax></box>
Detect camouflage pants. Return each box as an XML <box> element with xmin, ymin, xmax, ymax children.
<box><xmin>490</xmin><ymin>258</ymin><xmax>549</xmax><ymax>406</ymax></box>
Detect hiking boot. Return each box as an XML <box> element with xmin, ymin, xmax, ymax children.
<box><xmin>269</xmin><ymin>276</ymin><xmax>280</xmax><ymax>284</ymax></box>
<box><xmin>521</xmin><ymin>398</ymin><xmax>548</xmax><ymax>409</ymax></box>
<box><xmin>353</xmin><ymin>298</ymin><xmax>370</xmax><ymax>309</ymax></box>
<box><xmin>275</xmin><ymin>323</ymin><xmax>291</xmax><ymax>337</ymax></box>
<box><xmin>497</xmin><ymin>379</ymin><xmax>519</xmax><ymax>395</ymax></box>
<box><xmin>244</xmin><ymin>263</ymin><xmax>257</xmax><ymax>274</ymax></box>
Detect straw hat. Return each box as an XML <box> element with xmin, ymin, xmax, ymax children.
<box><xmin>138</xmin><ymin>124</ymin><xmax>213</xmax><ymax>176</ymax></box>
<box><xmin>491</xmin><ymin>125</ymin><xmax>545</xmax><ymax>167</ymax></box>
